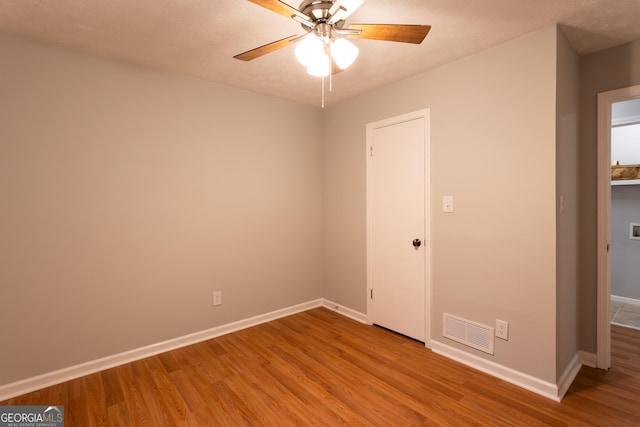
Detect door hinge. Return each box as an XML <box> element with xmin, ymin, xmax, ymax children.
<box><xmin>370</xmin><ymin>289</ymin><xmax>373</xmax><ymax>299</ymax></box>
<box><xmin>370</xmin><ymin>146</ymin><xmax>373</xmax><ymax>157</ymax></box>
<box><xmin>607</xmin><ymin>243</ymin><xmax>610</xmax><ymax>253</ymax></box>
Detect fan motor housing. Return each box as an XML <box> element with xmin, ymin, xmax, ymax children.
<box><xmin>299</xmin><ymin>0</ymin><xmax>336</xmax><ymax>21</ymax></box>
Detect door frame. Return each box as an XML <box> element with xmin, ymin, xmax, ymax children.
<box><xmin>596</xmin><ymin>85</ymin><xmax>640</xmax><ymax>369</ymax></box>
<box><xmin>365</xmin><ymin>108</ymin><xmax>431</xmax><ymax>347</ymax></box>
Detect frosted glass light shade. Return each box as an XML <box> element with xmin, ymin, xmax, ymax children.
<box><xmin>306</xmin><ymin>53</ymin><xmax>330</xmax><ymax>77</ymax></box>
<box><xmin>295</xmin><ymin>35</ymin><xmax>358</xmax><ymax>77</ymax></box>
<box><xmin>331</xmin><ymin>38</ymin><xmax>358</xmax><ymax>69</ymax></box>
<box><xmin>295</xmin><ymin>36</ymin><xmax>324</xmax><ymax>67</ymax></box>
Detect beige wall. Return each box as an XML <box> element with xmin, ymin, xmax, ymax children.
<box><xmin>324</xmin><ymin>26</ymin><xmax>559</xmax><ymax>382</ymax></box>
<box><xmin>579</xmin><ymin>39</ymin><xmax>640</xmax><ymax>353</ymax></box>
<box><xmin>0</xmin><ymin>34</ymin><xmax>323</xmax><ymax>385</ymax></box>
<box><xmin>1</xmin><ymin>23</ymin><xmax>596</xmax><ymax>389</ymax></box>
<box><xmin>555</xmin><ymin>28</ymin><xmax>580</xmax><ymax>377</ymax></box>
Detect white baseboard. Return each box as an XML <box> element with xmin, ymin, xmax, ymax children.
<box><xmin>431</xmin><ymin>339</ymin><xmax>561</xmax><ymax>402</ymax></box>
<box><xmin>0</xmin><ymin>299</ymin><xmax>325</xmax><ymax>402</ymax></box>
<box><xmin>611</xmin><ymin>295</ymin><xmax>640</xmax><ymax>307</ymax></box>
<box><xmin>579</xmin><ymin>351</ymin><xmax>597</xmax><ymax>368</ymax></box>
<box><xmin>7</xmin><ymin>300</ymin><xmax>579</xmax><ymax>404</ymax></box>
<box><xmin>557</xmin><ymin>353</ymin><xmax>583</xmax><ymax>399</ymax></box>
<box><xmin>321</xmin><ymin>299</ymin><xmax>368</xmax><ymax>323</ymax></box>
<box><xmin>611</xmin><ymin>321</ymin><xmax>640</xmax><ymax>331</ymax></box>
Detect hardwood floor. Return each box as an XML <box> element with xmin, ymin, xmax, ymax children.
<box><xmin>2</xmin><ymin>308</ymin><xmax>640</xmax><ymax>426</ymax></box>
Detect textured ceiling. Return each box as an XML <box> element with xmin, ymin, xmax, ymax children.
<box><xmin>1</xmin><ymin>0</ymin><xmax>640</xmax><ymax>107</ymax></box>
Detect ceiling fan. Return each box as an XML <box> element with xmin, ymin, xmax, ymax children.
<box><xmin>234</xmin><ymin>0</ymin><xmax>431</xmax><ymax>78</ymax></box>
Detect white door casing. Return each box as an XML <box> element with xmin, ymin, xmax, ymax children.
<box><xmin>366</xmin><ymin>109</ymin><xmax>430</xmax><ymax>344</ymax></box>
<box><xmin>596</xmin><ymin>85</ymin><xmax>640</xmax><ymax>369</ymax></box>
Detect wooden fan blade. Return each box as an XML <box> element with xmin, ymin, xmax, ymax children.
<box><xmin>346</xmin><ymin>24</ymin><xmax>431</xmax><ymax>44</ymax></box>
<box><xmin>234</xmin><ymin>35</ymin><xmax>300</xmax><ymax>61</ymax></box>
<box><xmin>248</xmin><ymin>0</ymin><xmax>308</xmax><ymax>21</ymax></box>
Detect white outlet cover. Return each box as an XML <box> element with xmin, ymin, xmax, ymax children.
<box><xmin>496</xmin><ymin>319</ymin><xmax>508</xmax><ymax>340</ymax></box>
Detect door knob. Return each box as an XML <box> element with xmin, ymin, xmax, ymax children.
<box><xmin>412</xmin><ymin>239</ymin><xmax>422</xmax><ymax>248</ymax></box>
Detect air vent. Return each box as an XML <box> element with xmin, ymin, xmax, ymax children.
<box><xmin>443</xmin><ymin>313</ymin><xmax>494</xmax><ymax>355</ymax></box>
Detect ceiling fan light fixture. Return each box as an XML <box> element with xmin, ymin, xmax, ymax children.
<box><xmin>295</xmin><ymin>35</ymin><xmax>324</xmax><ymax>67</ymax></box>
<box><xmin>331</xmin><ymin>38</ymin><xmax>358</xmax><ymax>69</ymax></box>
<box><xmin>296</xmin><ymin>34</ymin><xmax>358</xmax><ymax>76</ymax></box>
<box><xmin>235</xmin><ymin>0</ymin><xmax>431</xmax><ymax>106</ymax></box>
<box><xmin>306</xmin><ymin>52</ymin><xmax>331</xmax><ymax>77</ymax></box>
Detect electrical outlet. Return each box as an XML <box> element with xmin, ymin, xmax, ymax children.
<box><xmin>213</xmin><ymin>291</ymin><xmax>222</xmax><ymax>306</ymax></box>
<box><xmin>443</xmin><ymin>196</ymin><xmax>454</xmax><ymax>213</ymax></box>
<box><xmin>496</xmin><ymin>319</ymin><xmax>508</xmax><ymax>340</ymax></box>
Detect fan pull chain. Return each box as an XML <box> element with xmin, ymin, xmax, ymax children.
<box><xmin>321</xmin><ymin>75</ymin><xmax>325</xmax><ymax>108</ymax></box>
<box><xmin>329</xmin><ymin>45</ymin><xmax>333</xmax><ymax>93</ymax></box>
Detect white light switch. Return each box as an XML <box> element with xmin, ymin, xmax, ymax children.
<box><xmin>443</xmin><ymin>196</ymin><xmax>454</xmax><ymax>213</ymax></box>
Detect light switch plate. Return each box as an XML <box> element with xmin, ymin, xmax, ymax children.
<box><xmin>213</xmin><ymin>291</ymin><xmax>222</xmax><ymax>306</ymax></box>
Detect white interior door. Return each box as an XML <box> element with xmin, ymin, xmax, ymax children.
<box><xmin>367</xmin><ymin>111</ymin><xmax>429</xmax><ymax>343</ymax></box>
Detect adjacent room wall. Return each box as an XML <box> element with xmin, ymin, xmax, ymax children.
<box><xmin>611</xmin><ymin>185</ymin><xmax>640</xmax><ymax>300</ymax></box>
<box><xmin>555</xmin><ymin>28</ymin><xmax>580</xmax><ymax>378</ymax></box>
<box><xmin>610</xmin><ymin>123</ymin><xmax>640</xmax><ymax>301</ymax></box>
<box><xmin>579</xmin><ymin>39</ymin><xmax>640</xmax><ymax>353</ymax></box>
<box><xmin>612</xmin><ymin>124</ymin><xmax>640</xmax><ymax>163</ymax></box>
<box><xmin>323</xmin><ymin>26</ymin><xmax>559</xmax><ymax>383</ymax></box>
<box><xmin>0</xmin><ymin>34</ymin><xmax>323</xmax><ymax>385</ymax></box>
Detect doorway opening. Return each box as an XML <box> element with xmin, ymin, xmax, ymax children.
<box><xmin>596</xmin><ymin>84</ymin><xmax>640</xmax><ymax>369</ymax></box>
